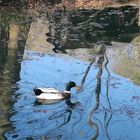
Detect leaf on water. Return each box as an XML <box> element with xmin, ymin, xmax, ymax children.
<box><xmin>12</xmin><ymin>134</ymin><xmax>19</xmax><ymax>138</ymax></box>
<box><xmin>33</xmin><ymin>109</ymin><xmax>48</xmax><ymax>113</ymax></box>
<box><xmin>27</xmin><ymin>119</ymin><xmax>38</xmax><ymax>124</ymax></box>
<box><xmin>132</xmin><ymin>96</ymin><xmax>140</xmax><ymax>101</ymax></box>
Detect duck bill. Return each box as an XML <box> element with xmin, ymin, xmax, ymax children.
<box><xmin>75</xmin><ymin>86</ymin><xmax>82</xmax><ymax>91</ymax></box>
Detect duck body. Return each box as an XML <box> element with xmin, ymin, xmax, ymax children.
<box><xmin>34</xmin><ymin>87</ymin><xmax>69</xmax><ymax>100</ymax></box>
<box><xmin>33</xmin><ymin>81</ymin><xmax>78</xmax><ymax>100</ymax></box>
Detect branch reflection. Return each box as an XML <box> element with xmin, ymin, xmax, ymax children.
<box><xmin>49</xmin><ymin>108</ymin><xmax>72</xmax><ymax>128</ymax></box>
<box><xmin>80</xmin><ymin>57</ymin><xmax>96</xmax><ymax>87</ymax></box>
<box><xmin>87</xmin><ymin>46</ymin><xmax>113</xmax><ymax>140</ymax></box>
<box><xmin>88</xmin><ymin>45</ymin><xmax>105</xmax><ymax>140</ymax></box>
<box><xmin>35</xmin><ymin>96</ymin><xmax>80</xmax><ymax>138</ymax></box>
<box><xmin>104</xmin><ymin>50</ymin><xmax>112</xmax><ymax>140</ymax></box>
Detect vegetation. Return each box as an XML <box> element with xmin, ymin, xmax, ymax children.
<box><xmin>0</xmin><ymin>0</ymin><xmax>138</xmax><ymax>9</ymax></box>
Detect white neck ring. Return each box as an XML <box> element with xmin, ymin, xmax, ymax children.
<box><xmin>64</xmin><ymin>90</ymin><xmax>71</xmax><ymax>94</ymax></box>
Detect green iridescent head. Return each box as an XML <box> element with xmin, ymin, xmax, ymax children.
<box><xmin>65</xmin><ymin>81</ymin><xmax>77</xmax><ymax>91</ymax></box>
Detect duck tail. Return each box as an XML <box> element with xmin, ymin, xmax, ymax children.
<box><xmin>33</xmin><ymin>87</ymin><xmax>42</xmax><ymax>96</ymax></box>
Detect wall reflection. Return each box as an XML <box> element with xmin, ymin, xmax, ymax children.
<box><xmin>45</xmin><ymin>5</ymin><xmax>140</xmax><ymax>51</ymax></box>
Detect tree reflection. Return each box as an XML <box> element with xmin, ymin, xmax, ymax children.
<box><xmin>0</xmin><ymin>10</ymin><xmax>30</xmax><ymax>139</ymax></box>
<box><xmin>46</xmin><ymin>5</ymin><xmax>69</xmax><ymax>54</ymax></box>
<box><xmin>0</xmin><ymin>27</ymin><xmax>9</xmax><ymax>67</ymax></box>
<box><xmin>104</xmin><ymin>50</ymin><xmax>112</xmax><ymax>140</ymax></box>
<box><xmin>80</xmin><ymin>57</ymin><xmax>96</xmax><ymax>87</ymax></box>
<box><xmin>88</xmin><ymin>46</ymin><xmax>104</xmax><ymax>140</ymax></box>
<box><xmin>86</xmin><ymin>45</ymin><xmax>112</xmax><ymax>140</ymax></box>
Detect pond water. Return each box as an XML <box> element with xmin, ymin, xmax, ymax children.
<box><xmin>0</xmin><ymin>4</ymin><xmax>140</xmax><ymax>140</ymax></box>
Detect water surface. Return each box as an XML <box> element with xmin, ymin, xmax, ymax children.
<box><xmin>0</xmin><ymin>4</ymin><xmax>140</xmax><ymax>140</ymax></box>
<box><xmin>3</xmin><ymin>49</ymin><xmax>140</xmax><ymax>140</ymax></box>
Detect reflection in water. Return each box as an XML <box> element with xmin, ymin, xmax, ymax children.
<box><xmin>45</xmin><ymin>5</ymin><xmax>140</xmax><ymax>53</ymax></box>
<box><xmin>48</xmin><ymin>108</ymin><xmax>72</xmax><ymax>132</ymax></box>
<box><xmin>36</xmin><ymin>96</ymin><xmax>80</xmax><ymax>108</ymax></box>
<box><xmin>108</xmin><ymin>45</ymin><xmax>140</xmax><ymax>85</ymax></box>
<box><xmin>86</xmin><ymin>46</ymin><xmax>112</xmax><ymax>140</ymax></box>
<box><xmin>80</xmin><ymin>56</ymin><xmax>96</xmax><ymax>87</ymax></box>
<box><xmin>45</xmin><ymin>97</ymin><xmax>82</xmax><ymax>139</ymax></box>
<box><xmin>88</xmin><ymin>46</ymin><xmax>105</xmax><ymax>139</ymax></box>
<box><xmin>0</xmin><ymin>9</ymin><xmax>30</xmax><ymax>139</ymax></box>
<box><xmin>65</xmin><ymin>97</ymin><xmax>81</xmax><ymax>109</ymax></box>
<box><xmin>104</xmin><ymin>50</ymin><xmax>112</xmax><ymax>140</ymax></box>
<box><xmin>1</xmin><ymin>4</ymin><xmax>140</xmax><ymax>140</ymax></box>
<box><xmin>34</xmin><ymin>95</ymin><xmax>81</xmax><ymax>139</ymax></box>
<box><xmin>4</xmin><ymin>49</ymin><xmax>140</xmax><ymax>140</ymax></box>
<box><xmin>36</xmin><ymin>98</ymin><xmax>64</xmax><ymax>105</ymax></box>
<box><xmin>46</xmin><ymin>9</ymin><xmax>69</xmax><ymax>54</ymax></box>
<box><xmin>0</xmin><ymin>29</ymin><xmax>8</xmax><ymax>70</ymax></box>
<box><xmin>36</xmin><ymin>105</ymin><xmax>73</xmax><ymax>139</ymax></box>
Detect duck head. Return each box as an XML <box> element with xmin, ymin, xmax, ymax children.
<box><xmin>65</xmin><ymin>81</ymin><xmax>81</xmax><ymax>91</ymax></box>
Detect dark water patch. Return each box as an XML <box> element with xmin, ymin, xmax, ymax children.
<box><xmin>0</xmin><ymin>8</ymin><xmax>31</xmax><ymax>139</ymax></box>
<box><xmin>46</xmin><ymin>5</ymin><xmax>140</xmax><ymax>52</ymax></box>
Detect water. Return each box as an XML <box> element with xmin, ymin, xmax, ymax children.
<box><xmin>4</xmin><ymin>50</ymin><xmax>140</xmax><ymax>140</ymax></box>
<box><xmin>0</xmin><ymin>4</ymin><xmax>140</xmax><ymax>140</ymax></box>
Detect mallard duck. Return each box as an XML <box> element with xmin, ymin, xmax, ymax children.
<box><xmin>33</xmin><ymin>81</ymin><xmax>80</xmax><ymax>100</ymax></box>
